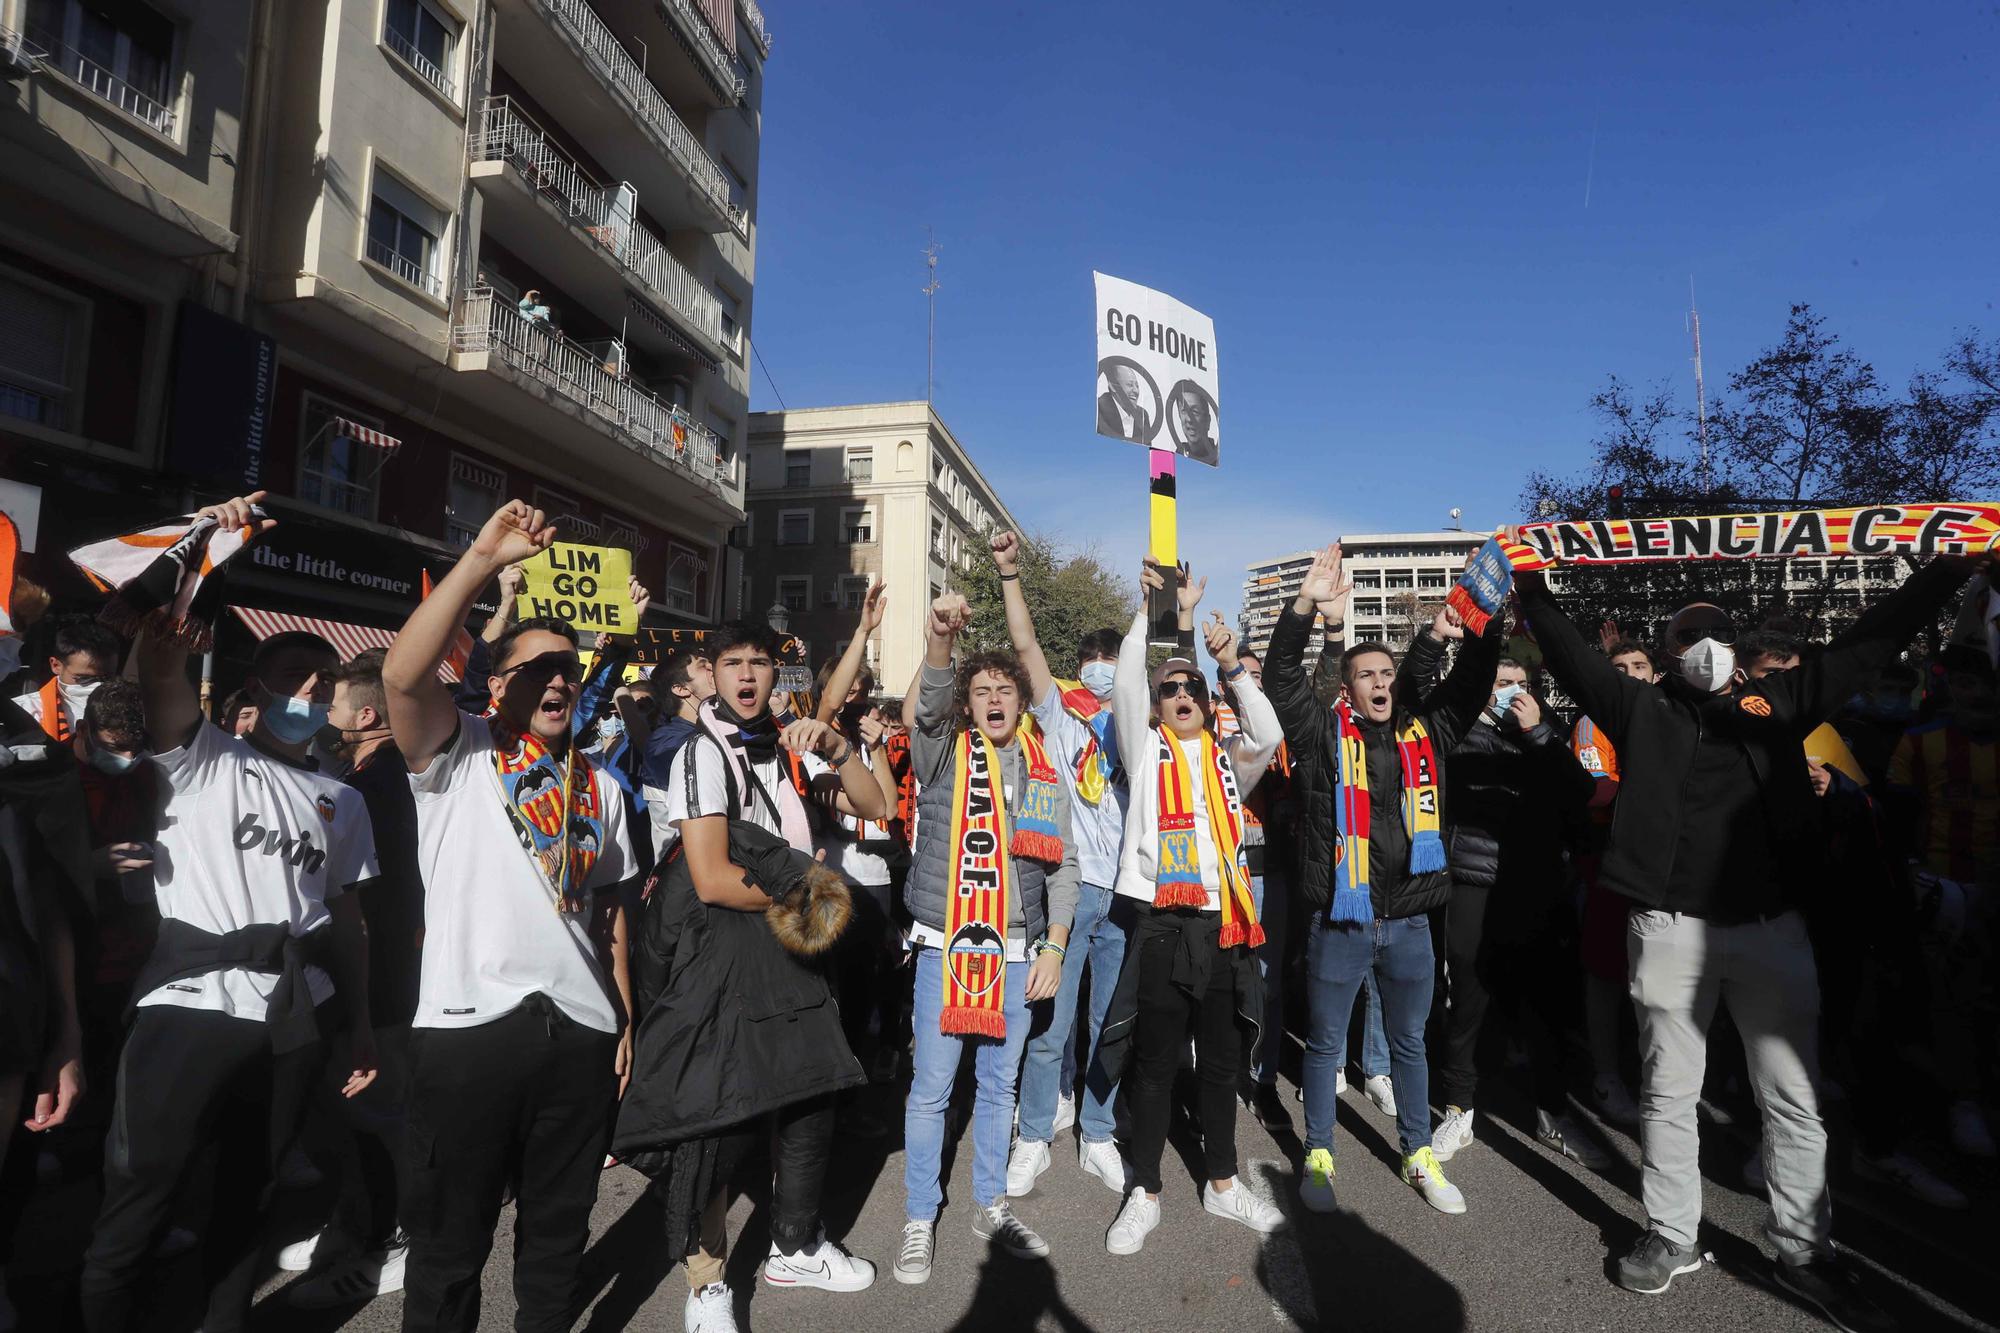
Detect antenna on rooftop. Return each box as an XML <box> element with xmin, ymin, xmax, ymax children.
<box><xmin>1689</xmin><ymin>276</ymin><xmax>1709</xmax><ymax>490</ymax></box>
<box><xmin>922</xmin><ymin>227</ymin><xmax>941</xmax><ymax>404</ymax></box>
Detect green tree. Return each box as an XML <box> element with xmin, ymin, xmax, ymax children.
<box><xmin>956</xmin><ymin>530</ymin><xmax>1136</xmax><ymax>669</ymax></box>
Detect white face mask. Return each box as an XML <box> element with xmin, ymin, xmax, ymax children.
<box><xmin>1678</xmin><ymin>639</ymin><xmax>1737</xmax><ymax>694</ymax></box>
<box><xmin>59</xmin><ymin>677</ymin><xmax>102</xmax><ymax>717</ymax></box>
<box><xmin>1078</xmin><ymin>660</ymin><xmax>1116</xmax><ymax>701</ymax></box>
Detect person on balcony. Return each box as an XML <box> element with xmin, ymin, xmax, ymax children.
<box><xmin>517</xmin><ymin>290</ymin><xmax>553</xmax><ymax>327</ymax></box>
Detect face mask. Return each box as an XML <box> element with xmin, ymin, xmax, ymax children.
<box><xmin>258</xmin><ymin>687</ymin><xmax>330</xmax><ymax>745</ymax></box>
<box><xmin>596</xmin><ymin>716</ymin><xmax>626</xmax><ymax>744</ymax></box>
<box><xmin>59</xmin><ymin>678</ymin><xmax>102</xmax><ymax>717</ymax></box>
<box><xmin>1488</xmin><ymin>682</ymin><xmax>1524</xmax><ymax>721</ymax></box>
<box><xmin>1679</xmin><ymin>639</ymin><xmax>1736</xmax><ymax>695</ymax></box>
<box><xmin>1079</xmin><ymin>660</ymin><xmax>1117</xmax><ymax>700</ymax></box>
<box><xmin>88</xmin><ymin>745</ymin><xmax>147</xmax><ymax>776</ymax></box>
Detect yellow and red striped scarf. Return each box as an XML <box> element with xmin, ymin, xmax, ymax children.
<box><xmin>492</xmin><ymin>723</ymin><xmax>603</xmax><ymax>914</ymax></box>
<box><xmin>1153</xmin><ymin>726</ymin><xmax>1264</xmax><ymax>948</ymax></box>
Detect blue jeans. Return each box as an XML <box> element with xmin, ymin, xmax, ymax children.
<box><xmin>1338</xmin><ymin>973</ymin><xmax>1391</xmax><ymax>1080</ymax></box>
<box><xmin>1018</xmin><ymin>882</ymin><xmax>1125</xmax><ymax>1144</ymax></box>
<box><xmin>905</xmin><ymin>946</ymin><xmax>1031</xmax><ymax>1218</ymax></box>
<box><xmin>1304</xmin><ymin>914</ymin><xmax>1435</xmax><ymax>1157</ymax></box>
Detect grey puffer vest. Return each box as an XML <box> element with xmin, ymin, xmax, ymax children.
<box><xmin>906</xmin><ymin>741</ymin><xmax>1048</xmax><ymax>944</ymax></box>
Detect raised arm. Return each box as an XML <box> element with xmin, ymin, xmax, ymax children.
<box><xmin>1268</xmin><ymin>543</ymin><xmax>1346</xmax><ymax>755</ymax></box>
<box><xmin>1393</xmin><ymin>604</ymin><xmax>1457</xmax><ymax>713</ymax></box>
<box><xmin>481</xmin><ymin>563</ymin><xmax>524</xmax><ymax>644</ymax></box>
<box><xmin>782</xmin><ymin>716</ymin><xmax>888</xmax><ymax>820</ymax></box>
<box><xmin>1112</xmin><ymin>563</ymin><xmax>1165</xmax><ymax>766</ymax></box>
<box><xmin>385</xmin><ymin>502</ymin><xmax>555</xmax><ymax>773</ymax></box>
<box><xmin>136</xmin><ymin>493</ymin><xmax>275</xmax><ymax>748</ymax></box>
<box><xmin>909</xmin><ymin>593</ymin><xmax>969</xmax><ymax>783</ymax></box>
<box><xmin>991</xmin><ymin>530</ymin><xmax>1056</xmax><ymax>701</ymax></box>
<box><xmin>574</xmin><ymin>578</ymin><xmax>650</xmax><ymax>734</ymax></box>
<box><xmin>1419</xmin><ymin>608</ymin><xmax>1506</xmax><ymax>751</ymax></box>
<box><xmin>1207</xmin><ymin>614</ymin><xmax>1280</xmax><ymax>788</ymax></box>
<box><xmin>815</xmin><ymin>582</ymin><xmax>888</xmax><ymax>725</ymax></box>
<box><xmin>1512</xmin><ymin>566</ymin><xmax>1643</xmax><ymax>744</ymax></box>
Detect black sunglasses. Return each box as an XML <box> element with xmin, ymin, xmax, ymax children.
<box><xmin>1670</xmin><ymin>625</ymin><xmax>1738</xmax><ymax>647</ymax></box>
<box><xmin>499</xmin><ymin>651</ymin><xmax>582</xmax><ymax>685</ymax></box>
<box><xmin>1158</xmin><ymin>678</ymin><xmax>1209</xmax><ymax>701</ymax></box>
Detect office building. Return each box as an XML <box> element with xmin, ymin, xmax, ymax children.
<box><xmin>1241</xmin><ymin>531</ymin><xmax>1487</xmax><ymax>673</ymax></box>
<box><xmin>744</xmin><ymin>401</ymin><xmax>1022</xmax><ymax>691</ymax></box>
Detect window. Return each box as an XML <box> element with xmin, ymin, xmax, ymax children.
<box><xmin>298</xmin><ymin>397</ymin><xmax>384</xmax><ymax>519</ymax></box>
<box><xmin>715</xmin><ymin>284</ymin><xmax>742</xmax><ymax>354</ymax></box>
<box><xmin>446</xmin><ymin>454</ymin><xmax>504</xmax><ymax>548</ymax></box>
<box><xmin>366</xmin><ymin>166</ymin><xmax>446</xmax><ymax>298</ymax></box>
<box><xmin>664</xmin><ymin>543</ymin><xmax>703</xmax><ymax>615</ymax></box>
<box><xmin>1864</xmin><ymin>558</ymin><xmax>1897</xmax><ymax>580</ymax></box>
<box><xmin>1354</xmin><ymin>600</ymin><xmax>1384</xmax><ymax>618</ymax></box>
<box><xmin>1417</xmin><ymin>573</ymin><xmax>1447</xmax><ymax>590</ymax></box>
<box><xmin>603</xmin><ymin>517</ymin><xmax>641</xmax><ymax>555</ymax></box>
<box><xmin>843</xmin><ymin>449</ymin><xmax>873</xmax><ymax>483</ymax></box>
<box><xmin>1384</xmin><ymin>573</ymin><xmax>1413</xmax><ymax>589</ymax></box>
<box><xmin>776</xmin><ymin>576</ymin><xmax>809</xmax><ymax>613</ymax></box>
<box><xmin>930</xmin><ymin>516</ymin><xmax>945</xmax><ymax>558</ymax></box>
<box><xmin>1352</xmin><ymin>572</ymin><xmax>1381</xmax><ymax>589</ymax></box>
<box><xmin>1827</xmin><ymin>558</ymin><xmax>1858</xmax><ymax>580</ymax></box>
<box><xmin>839</xmin><ymin>576</ymin><xmax>870</xmax><ymax>610</ymax></box>
<box><xmin>785</xmin><ymin>455</ymin><xmax>810</xmax><ymax>487</ymax></box>
<box><xmin>0</xmin><ymin>270</ymin><xmax>85</xmax><ymax>430</ymax></box>
<box><xmin>896</xmin><ymin>440</ymin><xmax>915</xmax><ymax>473</ymax></box>
<box><xmin>777</xmin><ymin>509</ymin><xmax>812</xmax><ymax>545</ymax></box>
<box><xmin>382</xmin><ymin>0</ymin><xmax>457</xmax><ymax>99</ymax></box>
<box><xmin>534</xmin><ymin>486</ymin><xmax>598</xmax><ymax>542</ymax></box>
<box><xmin>841</xmin><ymin>507</ymin><xmax>874</xmax><ymax>543</ymax></box>
<box><xmin>720</xmin><ymin>158</ymin><xmax>750</xmax><ymax>216</ymax></box>
<box><xmin>28</xmin><ymin>0</ymin><xmax>178</xmax><ymax>136</ymax></box>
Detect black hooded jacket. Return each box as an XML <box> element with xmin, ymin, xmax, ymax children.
<box><xmin>1516</xmin><ymin>557</ymin><xmax>1974</xmax><ymax>918</ymax></box>
<box><xmin>1266</xmin><ymin>605</ymin><xmax>1501</xmax><ymax>920</ymax></box>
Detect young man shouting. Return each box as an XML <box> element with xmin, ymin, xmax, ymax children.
<box><xmin>383</xmin><ymin>501</ymin><xmax>637</xmax><ymax>1333</ymax></box>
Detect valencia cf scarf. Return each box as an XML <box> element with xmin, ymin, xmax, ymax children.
<box><xmin>69</xmin><ymin>509</ymin><xmax>266</xmax><ymax>650</ymax></box>
<box><xmin>1053</xmin><ymin>679</ymin><xmax>1121</xmax><ymax>804</ymax></box>
<box><xmin>1330</xmin><ymin>702</ymin><xmax>1444</xmax><ymax>926</ymax></box>
<box><xmin>1153</xmin><ymin>727</ymin><xmax>1264</xmax><ymax>948</ymax></box>
<box><xmin>492</xmin><ymin>722</ymin><xmax>603</xmax><ymax>914</ymax></box>
<box><xmin>941</xmin><ymin>729</ymin><xmax>1013</xmax><ymax>1038</ymax></box>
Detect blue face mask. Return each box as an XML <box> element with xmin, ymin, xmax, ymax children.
<box><xmin>1079</xmin><ymin>660</ymin><xmax>1117</xmax><ymax>700</ymax></box>
<box><xmin>1488</xmin><ymin>682</ymin><xmax>1524</xmax><ymax>722</ymax></box>
<box><xmin>88</xmin><ymin>745</ymin><xmax>148</xmax><ymax>776</ymax></box>
<box><xmin>258</xmin><ymin>688</ymin><xmax>330</xmax><ymax>745</ymax></box>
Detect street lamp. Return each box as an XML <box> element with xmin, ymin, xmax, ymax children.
<box><xmin>766</xmin><ymin>600</ymin><xmax>791</xmax><ymax>635</ymax></box>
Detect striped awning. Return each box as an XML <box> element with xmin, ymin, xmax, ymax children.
<box><xmin>230</xmin><ymin>607</ymin><xmax>461</xmax><ymax>682</ymax></box>
<box><xmin>333</xmin><ymin>417</ymin><xmax>401</xmax><ymax>454</ymax></box>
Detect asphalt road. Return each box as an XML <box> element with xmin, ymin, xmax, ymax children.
<box><xmin>11</xmin><ymin>1054</ymin><xmax>1993</xmax><ymax>1332</ymax></box>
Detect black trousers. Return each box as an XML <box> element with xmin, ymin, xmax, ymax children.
<box><xmin>1125</xmin><ymin>908</ymin><xmax>1241</xmax><ymax>1196</ymax></box>
<box><xmin>400</xmin><ymin>996</ymin><xmax>618</xmax><ymax>1333</ymax></box>
<box><xmin>79</xmin><ymin>1003</ymin><xmax>327</xmax><ymax>1333</ymax></box>
<box><xmin>1434</xmin><ymin>882</ymin><xmax>1576</xmax><ymax>1114</ymax></box>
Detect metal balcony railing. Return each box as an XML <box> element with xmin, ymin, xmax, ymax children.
<box><xmin>662</xmin><ymin>0</ymin><xmax>746</xmax><ymax>101</ymax></box>
<box><xmin>453</xmin><ymin>287</ymin><xmax>732</xmax><ymax>494</ymax></box>
<box><xmin>531</xmin><ymin>0</ymin><xmax>739</xmax><ymax>228</ymax></box>
<box><xmin>367</xmin><ymin>237</ymin><xmax>445</xmax><ymax>297</ymax></box>
<box><xmin>737</xmin><ymin>0</ymin><xmax>771</xmax><ymax>53</ymax></box>
<box><xmin>25</xmin><ymin>28</ymin><xmax>177</xmax><ymax>136</ymax></box>
<box><xmin>383</xmin><ymin>23</ymin><xmax>456</xmax><ymax>100</ymax></box>
<box><xmin>471</xmin><ymin>98</ymin><xmax>724</xmax><ymax>346</ymax></box>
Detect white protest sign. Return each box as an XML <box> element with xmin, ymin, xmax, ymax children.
<box><xmin>1093</xmin><ymin>272</ymin><xmax>1220</xmax><ymax>467</ymax></box>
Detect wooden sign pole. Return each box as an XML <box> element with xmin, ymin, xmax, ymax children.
<box><xmin>1148</xmin><ymin>447</ymin><xmax>1178</xmax><ymax>643</ymax></box>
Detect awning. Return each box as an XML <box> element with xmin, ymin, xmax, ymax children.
<box><xmin>333</xmin><ymin>416</ymin><xmax>402</xmax><ymax>454</ymax></box>
<box><xmin>230</xmin><ymin>607</ymin><xmax>462</xmax><ymax>682</ymax></box>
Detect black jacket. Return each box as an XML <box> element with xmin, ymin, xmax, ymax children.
<box><xmin>1517</xmin><ymin>557</ymin><xmax>1973</xmax><ymax>916</ymax></box>
<box><xmin>1440</xmin><ymin>718</ymin><xmax>1593</xmax><ymax>892</ymax></box>
<box><xmin>1266</xmin><ymin>604</ymin><xmax>1501</xmax><ymax>919</ymax></box>
<box><xmin>612</xmin><ymin>819</ymin><xmax>864</xmax><ymax>1164</ymax></box>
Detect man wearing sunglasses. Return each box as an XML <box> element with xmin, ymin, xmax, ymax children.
<box><xmin>384</xmin><ymin>501</ymin><xmax>638</xmax><ymax>1333</ymax></box>
<box><xmin>1514</xmin><ymin>551</ymin><xmax>1989</xmax><ymax>1329</ymax></box>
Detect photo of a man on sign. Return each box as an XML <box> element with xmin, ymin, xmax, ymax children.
<box><xmin>1093</xmin><ymin>271</ymin><xmax>1221</xmax><ymax>466</ymax></box>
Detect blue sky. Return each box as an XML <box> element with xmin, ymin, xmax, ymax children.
<box><xmin>745</xmin><ymin>1</ymin><xmax>2000</xmax><ymax>628</ymax></box>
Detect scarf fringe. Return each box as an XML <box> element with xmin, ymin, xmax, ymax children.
<box><xmin>1329</xmin><ymin>885</ymin><xmax>1373</xmax><ymax>926</ymax></box>
<box><xmin>1152</xmin><ymin>879</ymin><xmax>1210</xmax><ymax>910</ymax></box>
<box><xmin>1218</xmin><ymin>919</ymin><xmax>1267</xmax><ymax>950</ymax></box>
<box><xmin>1010</xmin><ymin>827</ymin><xmax>1064</xmax><ymax>865</ymax></box>
<box><xmin>939</xmin><ymin>1005</ymin><xmax>1008</xmax><ymax>1040</ymax></box>
<box><xmin>1409</xmin><ymin>830</ymin><xmax>1447</xmax><ymax>875</ymax></box>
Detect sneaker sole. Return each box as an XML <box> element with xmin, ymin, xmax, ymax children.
<box><xmin>762</xmin><ymin>1265</ymin><xmax>875</xmax><ymax>1293</ymax></box>
<box><xmin>974</xmin><ymin>1232</ymin><xmax>1050</xmax><ymax>1260</ymax></box>
<box><xmin>891</xmin><ymin>1264</ymin><xmax>932</xmax><ymax>1286</ymax></box>
<box><xmin>1618</xmin><ymin>1258</ymin><xmax>1703</xmax><ymax>1295</ymax></box>
<box><xmin>1106</xmin><ymin>1232</ymin><xmax>1148</xmax><ymax>1256</ymax></box>
<box><xmin>1771</xmin><ymin>1265</ymin><xmax>1877</xmax><ymax>1333</ymax></box>
<box><xmin>1204</xmin><ymin>1197</ymin><xmax>1286</xmax><ymax>1233</ymax></box>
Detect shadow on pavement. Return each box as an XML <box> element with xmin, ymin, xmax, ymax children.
<box><xmin>944</xmin><ymin>1250</ymin><xmax>1095</xmax><ymax>1333</ymax></box>
<box><xmin>1252</xmin><ymin>1162</ymin><xmax>1465</xmax><ymax>1331</ymax></box>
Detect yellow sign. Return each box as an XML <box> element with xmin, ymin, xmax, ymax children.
<box><xmin>520</xmin><ymin>543</ymin><xmax>634</xmax><ymax>634</ymax></box>
<box><xmin>1804</xmin><ymin>723</ymin><xmax>1867</xmax><ymax>788</ymax></box>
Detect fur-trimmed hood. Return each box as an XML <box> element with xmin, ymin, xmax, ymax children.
<box><xmin>766</xmin><ymin>859</ymin><xmax>851</xmax><ymax>956</ymax></box>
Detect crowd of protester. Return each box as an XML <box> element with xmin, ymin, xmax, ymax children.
<box><xmin>0</xmin><ymin>491</ymin><xmax>1994</xmax><ymax>1333</ymax></box>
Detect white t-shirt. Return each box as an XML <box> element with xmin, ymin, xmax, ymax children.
<box><xmin>663</xmin><ymin>731</ymin><xmax>792</xmax><ymax>844</ymax></box>
<box><xmin>800</xmin><ymin>747</ymin><xmax>896</xmax><ymax>887</ymax></box>
<box><xmin>140</xmin><ymin>722</ymin><xmax>378</xmax><ymax>1019</ymax></box>
<box><xmin>409</xmin><ymin>714</ymin><xmax>635</xmax><ymax>1033</ymax></box>
<box><xmin>1116</xmin><ymin>734</ymin><xmax>1222</xmax><ymax>912</ymax></box>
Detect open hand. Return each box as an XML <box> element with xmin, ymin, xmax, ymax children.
<box><xmin>862</xmin><ymin>581</ymin><xmax>889</xmax><ymax>633</ymax></box>
<box><xmin>1296</xmin><ymin>543</ymin><xmax>1349</xmax><ymax>615</ymax></box>
<box><xmin>1175</xmin><ymin>564</ymin><xmax>1207</xmax><ymax>616</ymax></box>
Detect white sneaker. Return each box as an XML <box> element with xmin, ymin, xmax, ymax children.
<box><xmin>1079</xmin><ymin>1138</ymin><xmax>1128</xmax><ymax>1194</ymax></box>
<box><xmin>1203</xmin><ymin>1178</ymin><xmax>1287</xmax><ymax>1234</ymax></box>
<box><xmin>1363</xmin><ymin>1074</ymin><xmax>1397</xmax><ymax>1118</ymax></box>
<box><xmin>1402</xmin><ymin>1146</ymin><xmax>1466</xmax><ymax>1215</ymax></box>
<box><xmin>972</xmin><ymin>1201</ymin><xmax>1050</xmax><ymax>1258</ymax></box>
<box><xmin>1950</xmin><ymin>1100</ymin><xmax>1996</xmax><ymax>1159</ymax></box>
<box><xmin>1106</xmin><ymin>1188</ymin><xmax>1161</xmax><ymax>1255</ymax></box>
<box><xmin>1006</xmin><ymin>1139</ymin><xmax>1051</xmax><ymax>1197</ymax></box>
<box><xmin>1335</xmin><ymin>1067</ymin><xmax>1348</xmax><ymax>1096</ymax></box>
<box><xmin>1051</xmin><ymin>1092</ymin><xmax>1077</xmax><ymax>1135</ymax></box>
<box><xmin>1298</xmin><ymin>1149</ymin><xmax>1337</xmax><ymax>1214</ymax></box>
<box><xmin>892</xmin><ymin>1220</ymin><xmax>933</xmax><ymax>1285</ymax></box>
<box><xmin>1854</xmin><ymin>1150</ymin><xmax>1969</xmax><ymax>1209</ymax></box>
<box><xmin>1535</xmin><ymin>1110</ymin><xmax>1613</xmax><ymax>1171</ymax></box>
<box><xmin>1587</xmin><ymin>1075</ymin><xmax>1643</xmax><ymax>1129</ymax></box>
<box><xmin>685</xmin><ymin>1282</ymin><xmax>737</xmax><ymax>1333</ymax></box>
<box><xmin>277</xmin><ymin>1229</ymin><xmax>327</xmax><ymax>1273</ymax></box>
<box><xmin>286</xmin><ymin>1232</ymin><xmax>410</xmax><ymax>1307</ymax></box>
<box><xmin>763</xmin><ymin>1231</ymin><xmax>875</xmax><ymax>1291</ymax></box>
<box><xmin>1432</xmin><ymin>1106</ymin><xmax>1475</xmax><ymax>1162</ymax></box>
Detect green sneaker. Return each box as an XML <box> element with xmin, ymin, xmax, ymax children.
<box><xmin>1402</xmin><ymin>1145</ymin><xmax>1466</xmax><ymax>1214</ymax></box>
<box><xmin>1298</xmin><ymin>1148</ymin><xmax>1337</xmax><ymax>1214</ymax></box>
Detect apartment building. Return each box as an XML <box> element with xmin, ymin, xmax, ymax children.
<box><xmin>744</xmin><ymin>401</ymin><xmax>1022</xmax><ymax>691</ymax></box>
<box><xmin>1241</xmin><ymin>532</ymin><xmax>1488</xmax><ymax>674</ymax></box>
<box><xmin>1</xmin><ymin>0</ymin><xmax>769</xmax><ymax>654</ymax></box>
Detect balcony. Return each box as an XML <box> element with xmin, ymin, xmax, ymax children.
<box><xmin>22</xmin><ymin>26</ymin><xmax>178</xmax><ymax>139</ymax></box>
<box><xmin>737</xmin><ymin>0</ymin><xmax>770</xmax><ymax>55</ymax></box>
<box><xmin>590</xmin><ymin>0</ymin><xmax>742</xmax><ymax>108</ymax></box>
<box><xmin>469</xmin><ymin>97</ymin><xmax>725</xmax><ymax>366</ymax></box>
<box><xmin>451</xmin><ymin>287</ymin><xmax>740</xmax><ymax>516</ymax></box>
<box><xmin>491</xmin><ymin>0</ymin><xmax>738</xmax><ymax>234</ymax></box>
